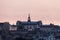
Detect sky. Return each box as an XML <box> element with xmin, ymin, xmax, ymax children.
<box><xmin>0</xmin><ymin>0</ymin><xmax>60</xmax><ymax>25</ymax></box>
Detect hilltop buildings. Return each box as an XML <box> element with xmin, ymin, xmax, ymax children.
<box><xmin>0</xmin><ymin>14</ymin><xmax>60</xmax><ymax>40</ymax></box>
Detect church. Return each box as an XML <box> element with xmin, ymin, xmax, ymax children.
<box><xmin>16</xmin><ymin>14</ymin><xmax>42</xmax><ymax>31</ymax></box>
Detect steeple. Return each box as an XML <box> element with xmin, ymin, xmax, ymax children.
<box><xmin>28</xmin><ymin>14</ymin><xmax>31</xmax><ymax>22</ymax></box>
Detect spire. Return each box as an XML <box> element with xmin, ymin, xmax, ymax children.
<box><xmin>28</xmin><ymin>14</ymin><xmax>31</xmax><ymax>22</ymax></box>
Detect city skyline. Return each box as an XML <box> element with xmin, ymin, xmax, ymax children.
<box><xmin>0</xmin><ymin>0</ymin><xmax>60</xmax><ymax>25</ymax></box>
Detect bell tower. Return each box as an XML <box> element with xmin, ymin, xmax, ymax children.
<box><xmin>28</xmin><ymin>14</ymin><xmax>31</xmax><ymax>22</ymax></box>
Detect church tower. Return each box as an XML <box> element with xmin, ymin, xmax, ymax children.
<box><xmin>28</xmin><ymin>14</ymin><xmax>31</xmax><ymax>22</ymax></box>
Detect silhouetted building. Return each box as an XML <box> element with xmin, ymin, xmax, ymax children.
<box><xmin>3</xmin><ymin>22</ymin><xmax>10</xmax><ymax>31</ymax></box>
<box><xmin>0</xmin><ymin>22</ymin><xmax>10</xmax><ymax>34</ymax></box>
<box><xmin>1</xmin><ymin>14</ymin><xmax>60</xmax><ymax>40</ymax></box>
<box><xmin>16</xmin><ymin>14</ymin><xmax>42</xmax><ymax>31</ymax></box>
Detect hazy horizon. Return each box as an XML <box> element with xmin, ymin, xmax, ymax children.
<box><xmin>0</xmin><ymin>0</ymin><xmax>60</xmax><ymax>25</ymax></box>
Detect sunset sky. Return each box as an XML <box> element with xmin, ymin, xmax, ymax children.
<box><xmin>0</xmin><ymin>0</ymin><xmax>60</xmax><ymax>25</ymax></box>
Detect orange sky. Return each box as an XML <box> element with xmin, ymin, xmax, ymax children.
<box><xmin>0</xmin><ymin>0</ymin><xmax>60</xmax><ymax>25</ymax></box>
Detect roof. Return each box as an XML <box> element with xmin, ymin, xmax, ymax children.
<box><xmin>20</xmin><ymin>22</ymin><xmax>39</xmax><ymax>25</ymax></box>
<box><xmin>42</xmin><ymin>25</ymin><xmax>60</xmax><ymax>28</ymax></box>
